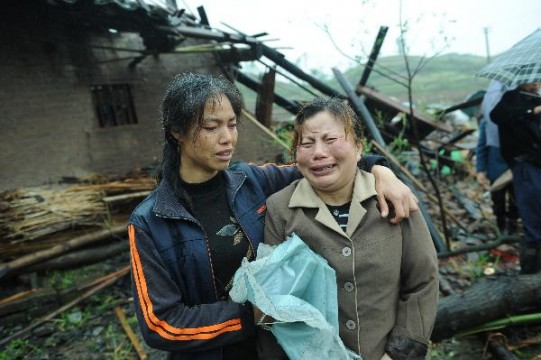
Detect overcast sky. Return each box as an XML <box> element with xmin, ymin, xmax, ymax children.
<box><xmin>177</xmin><ymin>0</ymin><xmax>540</xmax><ymax>72</ymax></box>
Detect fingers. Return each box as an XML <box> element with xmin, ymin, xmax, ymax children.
<box><xmin>254</xmin><ymin>306</ymin><xmax>276</xmax><ymax>325</ymax></box>
<box><xmin>377</xmin><ymin>192</ymin><xmax>389</xmax><ymax>218</ymax></box>
<box><xmin>409</xmin><ymin>193</ymin><xmax>420</xmax><ymax>211</ymax></box>
<box><xmin>389</xmin><ymin>198</ymin><xmax>407</xmax><ymax>224</ymax></box>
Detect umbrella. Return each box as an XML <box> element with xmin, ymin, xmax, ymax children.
<box><xmin>229</xmin><ymin>233</ymin><xmax>360</xmax><ymax>360</ymax></box>
<box><xmin>476</xmin><ymin>28</ymin><xmax>541</xmax><ymax>87</ymax></box>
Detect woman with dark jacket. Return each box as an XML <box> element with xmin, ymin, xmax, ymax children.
<box><xmin>128</xmin><ymin>73</ymin><xmax>418</xmax><ymax>359</ymax></box>
<box><xmin>490</xmin><ymin>81</ymin><xmax>541</xmax><ymax>274</ymax></box>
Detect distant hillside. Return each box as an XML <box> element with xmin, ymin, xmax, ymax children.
<box><xmin>339</xmin><ymin>53</ymin><xmax>491</xmax><ymax>106</ymax></box>
<box><xmin>238</xmin><ymin>53</ymin><xmax>492</xmax><ymax>121</ymax></box>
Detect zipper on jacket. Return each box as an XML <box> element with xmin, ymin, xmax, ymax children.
<box><xmin>228</xmin><ymin>174</ymin><xmax>257</xmax><ymax>260</ymax></box>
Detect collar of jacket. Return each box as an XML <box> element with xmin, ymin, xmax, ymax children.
<box><xmin>152</xmin><ymin>170</ymin><xmax>247</xmax><ymax>219</ymax></box>
<box><xmin>288</xmin><ymin>169</ymin><xmax>377</xmax><ymax>237</ymax></box>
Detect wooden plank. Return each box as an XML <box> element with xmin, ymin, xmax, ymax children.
<box><xmin>356</xmin><ymin>84</ymin><xmax>453</xmax><ymax>141</ymax></box>
<box><xmin>114</xmin><ymin>306</ymin><xmax>148</xmax><ymax>360</ymax></box>
<box><xmin>255</xmin><ymin>67</ymin><xmax>276</xmax><ymax>128</ymax></box>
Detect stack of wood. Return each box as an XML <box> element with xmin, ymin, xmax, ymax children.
<box><xmin>0</xmin><ymin>186</ymin><xmax>107</xmax><ymax>244</ymax></box>
<box><xmin>0</xmin><ymin>174</ymin><xmax>157</xmax><ymax>329</ymax></box>
<box><xmin>0</xmin><ymin>175</ymin><xmax>156</xmax><ymax>268</ymax></box>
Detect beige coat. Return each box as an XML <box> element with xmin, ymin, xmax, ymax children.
<box><xmin>264</xmin><ymin>169</ymin><xmax>439</xmax><ymax>360</ymax></box>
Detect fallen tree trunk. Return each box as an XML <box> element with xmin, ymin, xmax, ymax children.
<box><xmin>432</xmin><ymin>273</ymin><xmax>541</xmax><ymax>341</ymax></box>
<box><xmin>0</xmin><ymin>224</ymin><xmax>127</xmax><ymax>279</ymax></box>
<box><xmin>26</xmin><ymin>239</ymin><xmax>129</xmax><ymax>273</ymax></box>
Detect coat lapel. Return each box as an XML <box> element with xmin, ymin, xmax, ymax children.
<box><xmin>289</xmin><ymin>179</ymin><xmax>346</xmax><ymax>236</ymax></box>
<box><xmin>346</xmin><ymin>171</ymin><xmax>376</xmax><ymax>236</ymax></box>
<box><xmin>288</xmin><ymin>170</ymin><xmax>377</xmax><ymax>238</ymax></box>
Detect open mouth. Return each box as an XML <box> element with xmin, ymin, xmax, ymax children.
<box><xmin>215</xmin><ymin>149</ymin><xmax>233</xmax><ymax>161</ymax></box>
<box><xmin>311</xmin><ymin>164</ymin><xmax>336</xmax><ymax>175</ymax></box>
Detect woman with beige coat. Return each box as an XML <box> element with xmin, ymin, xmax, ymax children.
<box><xmin>261</xmin><ymin>97</ymin><xmax>439</xmax><ymax>360</ymax></box>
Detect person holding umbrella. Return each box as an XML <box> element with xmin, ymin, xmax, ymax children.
<box><xmin>476</xmin><ymin>80</ymin><xmax>519</xmax><ymax>235</ymax></box>
<box><xmin>490</xmin><ymin>81</ymin><xmax>541</xmax><ymax>274</ymax></box>
<box><xmin>476</xmin><ymin>28</ymin><xmax>541</xmax><ymax>274</ymax></box>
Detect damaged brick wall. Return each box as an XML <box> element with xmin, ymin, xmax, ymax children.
<box><xmin>0</xmin><ymin>5</ymin><xmax>227</xmax><ymax>190</ymax></box>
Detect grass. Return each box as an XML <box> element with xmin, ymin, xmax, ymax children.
<box><xmin>0</xmin><ymin>339</ymin><xmax>43</xmax><ymax>360</ymax></box>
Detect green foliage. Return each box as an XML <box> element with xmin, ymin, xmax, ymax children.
<box><xmin>274</xmin><ymin>121</ymin><xmax>295</xmax><ymax>163</ymax></box>
<box><xmin>0</xmin><ymin>339</ymin><xmax>43</xmax><ymax>359</ymax></box>
<box><xmin>390</xmin><ymin>136</ymin><xmax>410</xmax><ymax>153</ymax></box>
<box><xmin>50</xmin><ymin>306</ymin><xmax>91</xmax><ymax>331</ymax></box>
<box><xmin>46</xmin><ymin>263</ymin><xmax>108</xmax><ymax>290</ymax></box>
<box><xmin>454</xmin><ymin>252</ymin><xmax>501</xmax><ymax>282</ymax></box>
<box><xmin>46</xmin><ymin>269</ymin><xmax>78</xmax><ymax>290</ymax></box>
<box><xmin>127</xmin><ymin>314</ymin><xmax>139</xmax><ymax>327</ymax></box>
<box><xmin>429</xmin><ymin>342</ymin><xmax>457</xmax><ymax>359</ymax></box>
<box><xmin>386</xmin><ymin>112</ymin><xmax>411</xmax><ymax>155</ymax></box>
<box><xmin>372</xmin><ymin>109</ymin><xmax>387</xmax><ymax>129</ymax></box>
<box><xmin>102</xmin><ymin>323</ymin><xmax>132</xmax><ymax>360</ymax></box>
<box><xmin>362</xmin><ymin>138</ymin><xmax>372</xmax><ymax>154</ymax></box>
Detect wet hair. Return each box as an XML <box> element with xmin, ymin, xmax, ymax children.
<box><xmin>291</xmin><ymin>96</ymin><xmax>364</xmax><ymax>159</ymax></box>
<box><xmin>158</xmin><ymin>73</ymin><xmax>243</xmax><ymax>202</ymax></box>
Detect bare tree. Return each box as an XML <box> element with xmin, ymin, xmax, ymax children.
<box><xmin>322</xmin><ymin>0</ymin><xmax>454</xmax><ymax>247</ymax></box>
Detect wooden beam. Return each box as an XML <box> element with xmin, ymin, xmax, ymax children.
<box><xmin>255</xmin><ymin>67</ymin><xmax>276</xmax><ymax>128</ymax></box>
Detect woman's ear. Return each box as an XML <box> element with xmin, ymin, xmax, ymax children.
<box><xmin>171</xmin><ymin>131</ymin><xmax>182</xmax><ymax>143</ymax></box>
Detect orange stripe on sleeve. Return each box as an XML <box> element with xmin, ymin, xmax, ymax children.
<box><xmin>128</xmin><ymin>224</ymin><xmax>243</xmax><ymax>341</ymax></box>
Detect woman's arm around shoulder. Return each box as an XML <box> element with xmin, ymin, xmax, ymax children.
<box><xmin>371</xmin><ymin>165</ymin><xmax>419</xmax><ymax>224</ymax></box>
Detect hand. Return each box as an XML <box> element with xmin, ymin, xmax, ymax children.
<box><xmin>253</xmin><ymin>306</ymin><xmax>264</xmax><ymax>325</ymax></box>
<box><xmin>372</xmin><ymin>165</ymin><xmax>419</xmax><ymax>224</ymax></box>
<box><xmin>534</xmin><ymin>105</ymin><xmax>541</xmax><ymax>115</ymax></box>
<box><xmin>253</xmin><ymin>306</ymin><xmax>275</xmax><ymax>326</ymax></box>
<box><xmin>380</xmin><ymin>353</ymin><xmax>393</xmax><ymax>360</ymax></box>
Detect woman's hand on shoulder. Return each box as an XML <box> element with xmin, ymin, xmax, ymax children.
<box><xmin>372</xmin><ymin>165</ymin><xmax>419</xmax><ymax>224</ymax></box>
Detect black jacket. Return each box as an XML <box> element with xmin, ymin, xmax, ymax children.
<box><xmin>490</xmin><ymin>88</ymin><xmax>541</xmax><ymax>167</ymax></box>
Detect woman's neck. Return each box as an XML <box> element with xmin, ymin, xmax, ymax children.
<box><xmin>179</xmin><ymin>166</ymin><xmax>219</xmax><ymax>184</ymax></box>
<box><xmin>314</xmin><ymin>182</ymin><xmax>354</xmax><ymax>206</ymax></box>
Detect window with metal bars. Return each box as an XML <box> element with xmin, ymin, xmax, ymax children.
<box><xmin>91</xmin><ymin>84</ymin><xmax>138</xmax><ymax>127</ymax></box>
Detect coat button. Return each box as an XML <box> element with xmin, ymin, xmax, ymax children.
<box><xmin>346</xmin><ymin>320</ymin><xmax>356</xmax><ymax>329</ymax></box>
<box><xmin>341</xmin><ymin>247</ymin><xmax>352</xmax><ymax>257</ymax></box>
<box><xmin>344</xmin><ymin>282</ymin><xmax>354</xmax><ymax>292</ymax></box>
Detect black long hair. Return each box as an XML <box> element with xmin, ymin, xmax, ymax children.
<box><xmin>158</xmin><ymin>73</ymin><xmax>243</xmax><ymax>203</ymax></box>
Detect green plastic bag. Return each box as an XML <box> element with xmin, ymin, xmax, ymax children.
<box><xmin>230</xmin><ymin>233</ymin><xmax>361</xmax><ymax>360</ymax></box>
